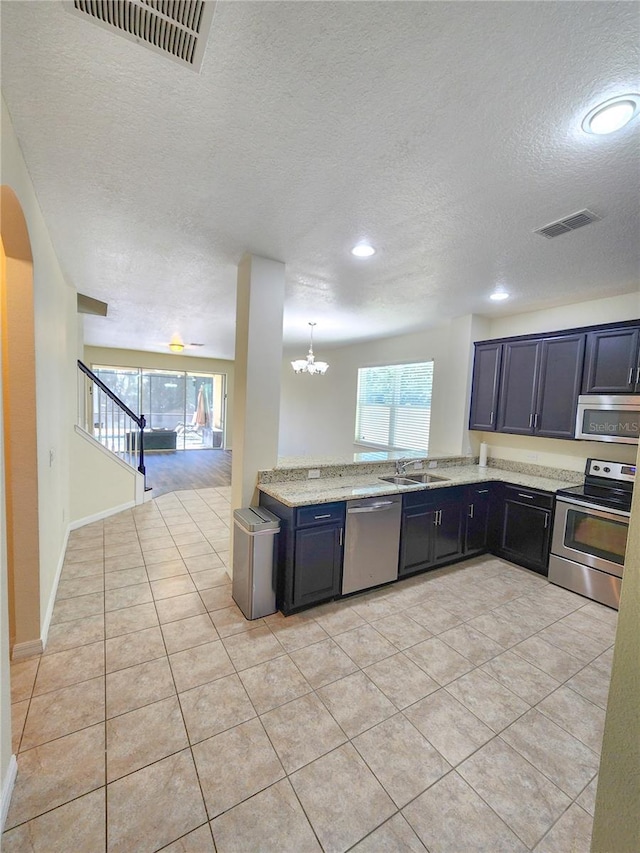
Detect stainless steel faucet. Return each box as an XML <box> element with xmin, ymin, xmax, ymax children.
<box><xmin>395</xmin><ymin>459</ymin><xmax>412</xmax><ymax>475</ymax></box>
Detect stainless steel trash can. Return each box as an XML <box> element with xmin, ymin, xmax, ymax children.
<box><xmin>232</xmin><ymin>507</ymin><xmax>280</xmax><ymax>620</ymax></box>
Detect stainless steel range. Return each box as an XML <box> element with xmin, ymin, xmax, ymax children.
<box><xmin>549</xmin><ymin>458</ymin><xmax>635</xmax><ymax>609</ymax></box>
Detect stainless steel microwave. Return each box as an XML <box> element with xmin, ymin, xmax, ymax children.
<box><xmin>575</xmin><ymin>395</ymin><xmax>640</xmax><ymax>444</ymax></box>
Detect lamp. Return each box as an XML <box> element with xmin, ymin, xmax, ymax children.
<box><xmin>291</xmin><ymin>322</ymin><xmax>329</xmax><ymax>375</ymax></box>
<box><xmin>169</xmin><ymin>342</ymin><xmax>184</xmax><ymax>353</ymax></box>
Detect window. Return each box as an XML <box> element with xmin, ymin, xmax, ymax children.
<box><xmin>355</xmin><ymin>361</ymin><xmax>433</xmax><ymax>452</ymax></box>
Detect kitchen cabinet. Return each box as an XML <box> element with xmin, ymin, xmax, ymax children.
<box><xmin>259</xmin><ymin>495</ymin><xmax>344</xmax><ymax>614</ymax></box>
<box><xmin>496</xmin><ymin>339</ymin><xmax>539</xmax><ymax>435</ymax></box>
<box><xmin>293</xmin><ymin>522</ymin><xmax>343</xmax><ymax>609</ymax></box>
<box><xmin>496</xmin><ymin>334</ymin><xmax>585</xmax><ymax>439</ymax></box>
<box><xmin>582</xmin><ymin>326</ymin><xmax>640</xmax><ymax>394</ymax></box>
<box><xmin>399</xmin><ymin>486</ymin><xmax>464</xmax><ymax>577</ymax></box>
<box><xmin>494</xmin><ymin>485</ymin><xmax>554</xmax><ymax>575</ymax></box>
<box><xmin>469</xmin><ymin>342</ymin><xmax>502</xmax><ymax>431</ymax></box>
<box><xmin>463</xmin><ymin>483</ymin><xmax>493</xmax><ymax>555</ymax></box>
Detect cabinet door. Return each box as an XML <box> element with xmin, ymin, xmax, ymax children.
<box><xmin>535</xmin><ymin>334</ymin><xmax>585</xmax><ymax>439</ymax></box>
<box><xmin>432</xmin><ymin>502</ymin><xmax>463</xmax><ymax>565</ymax></box>
<box><xmin>582</xmin><ymin>328</ymin><xmax>640</xmax><ymax>394</ymax></box>
<box><xmin>399</xmin><ymin>506</ymin><xmax>435</xmax><ymax>576</ymax></box>
<box><xmin>464</xmin><ymin>488</ymin><xmax>491</xmax><ymax>555</ymax></box>
<box><xmin>497</xmin><ymin>340</ymin><xmax>540</xmax><ymax>434</ymax></box>
<box><xmin>293</xmin><ymin>524</ymin><xmax>342</xmax><ymax>608</ymax></box>
<box><xmin>500</xmin><ymin>499</ymin><xmax>551</xmax><ymax>575</ymax></box>
<box><xmin>469</xmin><ymin>343</ymin><xmax>502</xmax><ymax>431</ymax></box>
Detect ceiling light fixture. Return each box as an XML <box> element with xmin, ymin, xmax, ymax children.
<box><xmin>490</xmin><ymin>287</ymin><xmax>510</xmax><ymax>302</ymax></box>
<box><xmin>291</xmin><ymin>322</ymin><xmax>329</xmax><ymax>375</ymax></box>
<box><xmin>169</xmin><ymin>338</ymin><xmax>185</xmax><ymax>353</ymax></box>
<box><xmin>582</xmin><ymin>94</ymin><xmax>640</xmax><ymax>135</ymax></box>
<box><xmin>351</xmin><ymin>242</ymin><xmax>376</xmax><ymax>258</ymax></box>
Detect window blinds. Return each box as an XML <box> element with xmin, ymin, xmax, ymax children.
<box><xmin>355</xmin><ymin>361</ymin><xmax>434</xmax><ymax>452</ymax></box>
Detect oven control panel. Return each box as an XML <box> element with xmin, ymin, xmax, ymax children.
<box><xmin>587</xmin><ymin>459</ymin><xmax>636</xmax><ymax>483</ymax></box>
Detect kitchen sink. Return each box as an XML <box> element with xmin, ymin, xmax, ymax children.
<box><xmin>378</xmin><ymin>472</ymin><xmax>450</xmax><ymax>485</ymax></box>
<box><xmin>404</xmin><ymin>472</ymin><xmax>450</xmax><ymax>484</ymax></box>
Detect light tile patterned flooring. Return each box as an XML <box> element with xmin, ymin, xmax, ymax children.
<box><xmin>4</xmin><ymin>487</ymin><xmax>616</xmax><ymax>852</ymax></box>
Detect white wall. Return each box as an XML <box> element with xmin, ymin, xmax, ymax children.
<box><xmin>488</xmin><ymin>292</ymin><xmax>640</xmax><ymax>340</ymax></box>
<box><xmin>69</xmin><ymin>429</ymin><xmax>140</xmax><ymax>524</ymax></box>
<box><xmin>279</xmin><ymin>315</ymin><xmax>483</xmax><ymax>458</ymax></box>
<box><xmin>2</xmin><ymin>97</ymin><xmax>77</xmax><ymax>629</ymax></box>
<box><xmin>1</xmin><ymin>96</ymin><xmax>78</xmax><ymax>819</ymax></box>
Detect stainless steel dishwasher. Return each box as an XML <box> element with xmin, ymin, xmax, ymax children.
<box><xmin>342</xmin><ymin>495</ymin><xmax>402</xmax><ymax>595</ymax></box>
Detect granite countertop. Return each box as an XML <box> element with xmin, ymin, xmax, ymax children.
<box><xmin>257</xmin><ymin>464</ymin><xmax>581</xmax><ymax>507</ymax></box>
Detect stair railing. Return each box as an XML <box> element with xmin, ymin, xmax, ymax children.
<box><xmin>77</xmin><ymin>360</ymin><xmax>146</xmax><ymax>477</ymax></box>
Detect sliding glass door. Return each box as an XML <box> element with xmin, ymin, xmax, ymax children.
<box><xmin>94</xmin><ymin>366</ymin><xmax>226</xmax><ymax>451</ymax></box>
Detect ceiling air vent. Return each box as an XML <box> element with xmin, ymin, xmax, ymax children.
<box><xmin>67</xmin><ymin>0</ymin><xmax>215</xmax><ymax>71</ymax></box>
<box><xmin>535</xmin><ymin>209</ymin><xmax>601</xmax><ymax>239</ymax></box>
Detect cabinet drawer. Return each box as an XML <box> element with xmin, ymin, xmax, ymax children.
<box><xmin>502</xmin><ymin>485</ymin><xmax>554</xmax><ymax>510</ymax></box>
<box><xmin>296</xmin><ymin>502</ymin><xmax>345</xmax><ymax>528</ymax></box>
<box><xmin>403</xmin><ymin>485</ymin><xmax>464</xmax><ymax>509</ymax></box>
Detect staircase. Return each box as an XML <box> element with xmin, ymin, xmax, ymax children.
<box><xmin>76</xmin><ymin>360</ymin><xmax>147</xmax><ymax>484</ymax></box>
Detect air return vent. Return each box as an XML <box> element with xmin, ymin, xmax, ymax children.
<box><xmin>77</xmin><ymin>293</ymin><xmax>108</xmax><ymax>316</ymax></box>
<box><xmin>68</xmin><ymin>0</ymin><xmax>215</xmax><ymax>71</ymax></box>
<box><xmin>535</xmin><ymin>209</ymin><xmax>601</xmax><ymax>239</ymax></box>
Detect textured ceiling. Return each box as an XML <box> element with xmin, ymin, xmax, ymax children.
<box><xmin>1</xmin><ymin>1</ymin><xmax>639</xmax><ymax>360</ymax></box>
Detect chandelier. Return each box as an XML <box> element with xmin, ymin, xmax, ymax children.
<box><xmin>291</xmin><ymin>322</ymin><xmax>329</xmax><ymax>375</ymax></box>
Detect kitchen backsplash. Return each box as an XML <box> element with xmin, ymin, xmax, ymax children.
<box><xmin>257</xmin><ymin>454</ymin><xmax>582</xmax><ymax>485</ymax></box>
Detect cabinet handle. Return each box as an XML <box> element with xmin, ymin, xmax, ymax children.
<box><xmin>544</xmin><ymin>514</ymin><xmax>548</xmax><ymax>529</ymax></box>
<box><xmin>490</xmin><ymin>410</ymin><xmax>494</xmax><ymax>424</ymax></box>
<box><xmin>528</xmin><ymin>414</ymin><xmax>533</xmax><ymax>429</ymax></box>
<box><xmin>636</xmin><ymin>366</ymin><xmax>640</xmax><ymax>385</ymax></box>
<box><xmin>629</xmin><ymin>368</ymin><xmax>634</xmax><ymax>386</ymax></box>
<box><xmin>339</xmin><ymin>528</ymin><xmax>343</xmax><ymax>547</ymax></box>
<box><xmin>314</xmin><ymin>514</ymin><xmax>331</xmax><ymax>520</ymax></box>
<box><xmin>469</xmin><ymin>503</ymin><xmax>474</xmax><ymax>519</ymax></box>
<box><xmin>534</xmin><ymin>413</ymin><xmax>539</xmax><ymax>429</ymax></box>
<box><xmin>438</xmin><ymin>509</ymin><xmax>442</xmax><ymax>525</ymax></box>
<box><xmin>517</xmin><ymin>493</ymin><xmax>535</xmax><ymax>500</ymax></box>
<box><xmin>477</xmin><ymin>489</ymin><xmax>489</xmax><ymax>494</ymax></box>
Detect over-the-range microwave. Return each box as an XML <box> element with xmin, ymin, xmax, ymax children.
<box><xmin>575</xmin><ymin>395</ymin><xmax>640</xmax><ymax>444</ymax></box>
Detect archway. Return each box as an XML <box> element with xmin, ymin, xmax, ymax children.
<box><xmin>1</xmin><ymin>185</ymin><xmax>41</xmax><ymax>656</ymax></box>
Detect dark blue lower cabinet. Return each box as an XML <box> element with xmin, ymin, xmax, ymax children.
<box><xmin>399</xmin><ymin>487</ymin><xmax>464</xmax><ymax>577</ymax></box>
<box><xmin>493</xmin><ymin>485</ymin><xmax>553</xmax><ymax>575</ymax></box>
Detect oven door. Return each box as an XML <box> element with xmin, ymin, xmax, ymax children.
<box><xmin>551</xmin><ymin>497</ymin><xmax>629</xmax><ymax>578</ymax></box>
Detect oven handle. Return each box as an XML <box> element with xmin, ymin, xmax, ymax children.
<box><xmin>555</xmin><ymin>495</ymin><xmax>631</xmax><ymax>519</ymax></box>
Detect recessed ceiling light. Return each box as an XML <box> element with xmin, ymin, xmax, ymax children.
<box><xmin>351</xmin><ymin>242</ymin><xmax>376</xmax><ymax>258</ymax></box>
<box><xmin>490</xmin><ymin>288</ymin><xmax>510</xmax><ymax>302</ymax></box>
<box><xmin>582</xmin><ymin>94</ymin><xmax>640</xmax><ymax>135</ymax></box>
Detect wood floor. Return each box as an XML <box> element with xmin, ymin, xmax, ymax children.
<box><xmin>143</xmin><ymin>449</ymin><xmax>232</xmax><ymax>497</ymax></box>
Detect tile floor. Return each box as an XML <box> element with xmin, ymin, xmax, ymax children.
<box><xmin>4</xmin><ymin>487</ymin><xmax>616</xmax><ymax>852</ymax></box>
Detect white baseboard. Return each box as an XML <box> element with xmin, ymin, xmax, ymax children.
<box><xmin>69</xmin><ymin>500</ymin><xmax>136</xmax><ymax>531</ymax></box>
<box><xmin>0</xmin><ymin>755</ymin><xmax>18</xmax><ymax>833</ymax></box>
<box><xmin>11</xmin><ymin>638</ymin><xmax>43</xmax><ymax>660</ymax></box>
<box><xmin>39</xmin><ymin>522</ymin><xmax>70</xmax><ymax>651</ymax></box>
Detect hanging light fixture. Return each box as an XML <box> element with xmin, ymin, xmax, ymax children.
<box><xmin>291</xmin><ymin>322</ymin><xmax>329</xmax><ymax>375</ymax></box>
